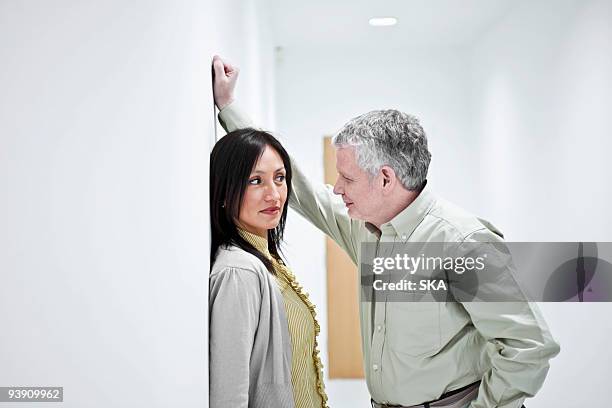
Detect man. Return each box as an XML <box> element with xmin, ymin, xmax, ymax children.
<box><xmin>212</xmin><ymin>56</ymin><xmax>560</xmax><ymax>408</ymax></box>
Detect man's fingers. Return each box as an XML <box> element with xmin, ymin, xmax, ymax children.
<box><xmin>229</xmin><ymin>66</ymin><xmax>240</xmax><ymax>79</ymax></box>
<box><xmin>212</xmin><ymin>58</ymin><xmax>226</xmax><ymax>79</ymax></box>
<box><xmin>224</xmin><ymin>62</ymin><xmax>240</xmax><ymax>79</ymax></box>
<box><xmin>213</xmin><ymin>56</ymin><xmax>240</xmax><ymax>81</ymax></box>
<box><xmin>211</xmin><ymin>54</ymin><xmax>239</xmax><ymax>109</ymax></box>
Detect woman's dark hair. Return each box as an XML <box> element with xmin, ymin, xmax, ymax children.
<box><xmin>210</xmin><ymin>128</ymin><xmax>292</xmax><ymax>273</ymax></box>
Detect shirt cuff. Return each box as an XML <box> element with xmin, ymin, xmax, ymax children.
<box><xmin>218</xmin><ymin>101</ymin><xmax>255</xmax><ymax>132</ymax></box>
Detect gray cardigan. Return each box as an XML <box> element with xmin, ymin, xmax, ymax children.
<box><xmin>209</xmin><ymin>244</ymin><xmax>295</xmax><ymax>408</ymax></box>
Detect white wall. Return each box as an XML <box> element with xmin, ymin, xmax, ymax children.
<box><xmin>471</xmin><ymin>0</ymin><xmax>612</xmax><ymax>242</ymax></box>
<box><xmin>470</xmin><ymin>1</ymin><xmax>612</xmax><ymax>406</ymax></box>
<box><xmin>275</xmin><ymin>0</ymin><xmax>612</xmax><ymax>407</ymax></box>
<box><xmin>0</xmin><ymin>1</ymin><xmax>274</xmax><ymax>407</ymax></box>
<box><xmin>213</xmin><ymin>0</ymin><xmax>277</xmax><ymax>132</ymax></box>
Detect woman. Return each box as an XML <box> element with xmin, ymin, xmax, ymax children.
<box><xmin>209</xmin><ymin>127</ymin><xmax>328</xmax><ymax>408</ymax></box>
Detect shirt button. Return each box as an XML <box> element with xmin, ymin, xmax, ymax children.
<box><xmin>372</xmin><ymin>364</ymin><xmax>379</xmax><ymax>371</ymax></box>
<box><xmin>401</xmin><ymin>234</ymin><xmax>407</xmax><ymax>240</ymax></box>
<box><xmin>377</xmin><ymin>325</ymin><xmax>382</xmax><ymax>332</ymax></box>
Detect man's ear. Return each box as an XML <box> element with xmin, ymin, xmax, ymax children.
<box><xmin>380</xmin><ymin>166</ymin><xmax>396</xmax><ymax>191</ymax></box>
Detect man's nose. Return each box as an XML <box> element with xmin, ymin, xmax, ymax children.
<box><xmin>333</xmin><ymin>180</ymin><xmax>343</xmax><ymax>195</ymax></box>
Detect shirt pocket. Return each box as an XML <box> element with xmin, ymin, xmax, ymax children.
<box><xmin>386</xmin><ymin>302</ymin><xmax>443</xmax><ymax>357</ymax></box>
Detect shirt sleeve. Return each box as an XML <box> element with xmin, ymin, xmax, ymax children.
<box><xmin>218</xmin><ymin>102</ymin><xmax>360</xmax><ymax>265</ymax></box>
<box><xmin>209</xmin><ymin>267</ymin><xmax>262</xmax><ymax>408</ymax></box>
<box><xmin>287</xmin><ymin>162</ymin><xmax>360</xmax><ymax>264</ymax></box>
<box><xmin>457</xmin><ymin>236</ymin><xmax>561</xmax><ymax>408</ymax></box>
<box><xmin>218</xmin><ymin>101</ymin><xmax>255</xmax><ymax>132</ymax></box>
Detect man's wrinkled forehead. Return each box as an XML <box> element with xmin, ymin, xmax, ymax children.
<box><xmin>335</xmin><ymin>146</ymin><xmax>361</xmax><ymax>174</ymax></box>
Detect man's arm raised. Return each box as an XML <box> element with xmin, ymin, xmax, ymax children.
<box><xmin>212</xmin><ymin>56</ymin><xmax>360</xmax><ymax>264</ymax></box>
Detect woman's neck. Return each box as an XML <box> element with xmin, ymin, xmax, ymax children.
<box><xmin>238</xmin><ymin>225</ymin><xmax>268</xmax><ymax>241</ymax></box>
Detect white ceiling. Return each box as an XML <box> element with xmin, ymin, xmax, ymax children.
<box><xmin>268</xmin><ymin>0</ymin><xmax>524</xmax><ymax>48</ymax></box>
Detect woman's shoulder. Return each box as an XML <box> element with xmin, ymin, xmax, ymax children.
<box><xmin>211</xmin><ymin>244</ymin><xmax>269</xmax><ymax>278</ymax></box>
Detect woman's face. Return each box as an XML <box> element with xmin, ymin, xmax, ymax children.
<box><xmin>237</xmin><ymin>145</ymin><xmax>287</xmax><ymax>238</ymax></box>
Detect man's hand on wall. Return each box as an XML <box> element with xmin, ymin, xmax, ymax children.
<box><xmin>212</xmin><ymin>55</ymin><xmax>239</xmax><ymax>110</ymax></box>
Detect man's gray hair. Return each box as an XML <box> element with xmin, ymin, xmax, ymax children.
<box><xmin>332</xmin><ymin>109</ymin><xmax>432</xmax><ymax>190</ymax></box>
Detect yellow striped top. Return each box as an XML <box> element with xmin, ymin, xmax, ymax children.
<box><xmin>239</xmin><ymin>229</ymin><xmax>329</xmax><ymax>408</ymax></box>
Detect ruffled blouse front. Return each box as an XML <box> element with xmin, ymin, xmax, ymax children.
<box><xmin>239</xmin><ymin>229</ymin><xmax>329</xmax><ymax>408</ymax></box>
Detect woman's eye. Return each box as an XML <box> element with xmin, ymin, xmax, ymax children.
<box><xmin>248</xmin><ymin>178</ymin><xmax>261</xmax><ymax>185</ymax></box>
<box><xmin>275</xmin><ymin>175</ymin><xmax>286</xmax><ymax>182</ymax></box>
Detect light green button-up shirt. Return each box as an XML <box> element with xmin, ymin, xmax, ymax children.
<box><xmin>218</xmin><ymin>102</ymin><xmax>560</xmax><ymax>408</ymax></box>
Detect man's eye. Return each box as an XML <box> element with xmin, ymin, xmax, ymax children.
<box><xmin>248</xmin><ymin>178</ymin><xmax>261</xmax><ymax>185</ymax></box>
<box><xmin>343</xmin><ymin>175</ymin><xmax>352</xmax><ymax>182</ymax></box>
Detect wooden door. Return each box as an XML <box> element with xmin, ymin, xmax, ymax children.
<box><xmin>324</xmin><ymin>137</ymin><xmax>365</xmax><ymax>378</ymax></box>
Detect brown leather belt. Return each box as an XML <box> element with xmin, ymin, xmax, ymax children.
<box><xmin>371</xmin><ymin>381</ymin><xmax>480</xmax><ymax>408</ymax></box>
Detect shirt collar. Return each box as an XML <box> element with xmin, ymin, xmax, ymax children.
<box><xmin>382</xmin><ymin>181</ymin><xmax>436</xmax><ymax>240</ymax></box>
<box><xmin>238</xmin><ymin>228</ymin><xmax>271</xmax><ymax>258</ymax></box>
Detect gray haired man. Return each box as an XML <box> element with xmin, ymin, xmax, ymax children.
<box><xmin>212</xmin><ymin>56</ymin><xmax>559</xmax><ymax>408</ymax></box>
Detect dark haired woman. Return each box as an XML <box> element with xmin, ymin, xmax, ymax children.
<box><xmin>209</xmin><ymin>128</ymin><xmax>328</xmax><ymax>408</ymax></box>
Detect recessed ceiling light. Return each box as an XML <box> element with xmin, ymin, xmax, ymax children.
<box><xmin>369</xmin><ymin>17</ymin><xmax>398</xmax><ymax>27</ymax></box>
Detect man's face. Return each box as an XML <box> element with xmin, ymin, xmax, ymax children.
<box><xmin>333</xmin><ymin>147</ymin><xmax>383</xmax><ymax>222</ymax></box>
